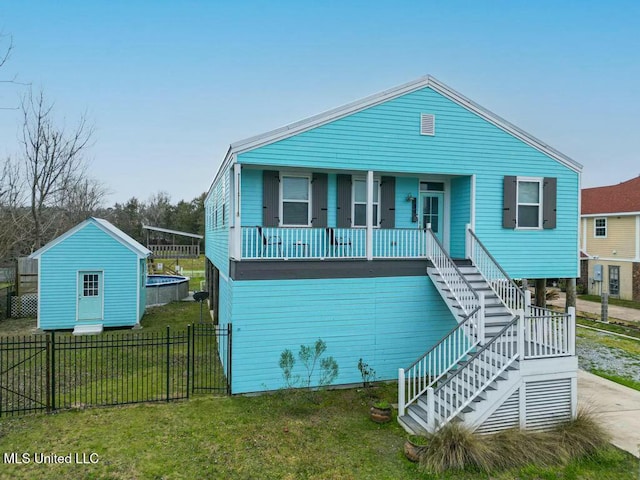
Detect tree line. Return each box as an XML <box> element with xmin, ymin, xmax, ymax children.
<box><xmin>0</xmin><ymin>33</ymin><xmax>205</xmax><ymax>264</ymax></box>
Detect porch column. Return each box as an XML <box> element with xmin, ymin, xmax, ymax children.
<box><xmin>230</xmin><ymin>163</ymin><xmax>242</xmax><ymax>260</ymax></box>
<box><xmin>366</xmin><ymin>170</ymin><xmax>374</xmax><ymax>260</ymax></box>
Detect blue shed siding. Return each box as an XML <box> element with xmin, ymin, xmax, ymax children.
<box><xmin>450</xmin><ymin>176</ymin><xmax>471</xmax><ymax>259</ymax></box>
<box><xmin>138</xmin><ymin>258</ymin><xmax>147</xmax><ymax>320</ymax></box>
<box><xmin>237</xmin><ymin>86</ymin><xmax>579</xmax><ymax>278</ymax></box>
<box><xmin>205</xmin><ymin>165</ymin><xmax>231</xmax><ymax>276</ymax></box>
<box><xmin>39</xmin><ymin>223</ymin><xmax>139</xmax><ymax>330</ymax></box>
<box><xmin>228</xmin><ymin>276</ymin><xmax>456</xmax><ymax>394</ymax></box>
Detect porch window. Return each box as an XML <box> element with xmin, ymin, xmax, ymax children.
<box><xmin>352</xmin><ymin>178</ymin><xmax>380</xmax><ymax>227</ymax></box>
<box><xmin>594</xmin><ymin>218</ymin><xmax>607</xmax><ymax>238</ymax></box>
<box><xmin>516</xmin><ymin>178</ymin><xmax>542</xmax><ymax>228</ymax></box>
<box><xmin>281</xmin><ymin>175</ymin><xmax>311</xmax><ymax>226</ymax></box>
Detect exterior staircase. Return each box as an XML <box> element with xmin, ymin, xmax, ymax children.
<box><xmin>397</xmin><ymin>226</ymin><xmax>524</xmax><ymax>434</ymax></box>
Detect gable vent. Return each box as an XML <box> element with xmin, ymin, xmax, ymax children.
<box><xmin>420</xmin><ymin>113</ymin><xmax>435</xmax><ymax>136</ymax></box>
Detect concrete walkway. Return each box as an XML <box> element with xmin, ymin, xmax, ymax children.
<box><xmin>548</xmin><ymin>292</ymin><xmax>640</xmax><ymax>324</ymax></box>
<box><xmin>578</xmin><ymin>370</ymin><xmax>640</xmax><ymax>458</ymax></box>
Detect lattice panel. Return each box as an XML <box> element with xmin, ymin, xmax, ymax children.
<box><xmin>11</xmin><ymin>294</ymin><xmax>38</xmax><ymax>318</ymax></box>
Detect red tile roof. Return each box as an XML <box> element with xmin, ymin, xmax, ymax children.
<box><xmin>582</xmin><ymin>176</ymin><xmax>640</xmax><ymax>215</ymax></box>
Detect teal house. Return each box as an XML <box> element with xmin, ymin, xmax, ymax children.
<box><xmin>30</xmin><ymin>217</ymin><xmax>151</xmax><ymax>334</ymax></box>
<box><xmin>205</xmin><ymin>76</ymin><xmax>581</xmax><ymax>434</ymax></box>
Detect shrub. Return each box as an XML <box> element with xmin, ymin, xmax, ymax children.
<box><xmin>278</xmin><ymin>339</ymin><xmax>339</xmax><ymax>389</ymax></box>
<box><xmin>554</xmin><ymin>407</ymin><xmax>610</xmax><ymax>458</ymax></box>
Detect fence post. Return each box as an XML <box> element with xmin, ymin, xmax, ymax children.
<box><xmin>166</xmin><ymin>325</ymin><xmax>170</xmax><ymax>402</ymax></box>
<box><xmin>525</xmin><ymin>289</ymin><xmax>532</xmax><ymax>317</ymax></box>
<box><xmin>186</xmin><ymin>324</ymin><xmax>191</xmax><ymax>399</ymax></box>
<box><xmin>568</xmin><ymin>306</ymin><xmax>576</xmax><ymax>356</ymax></box>
<box><xmin>50</xmin><ymin>331</ymin><xmax>56</xmax><ymax>412</ymax></box>
<box><xmin>398</xmin><ymin>368</ymin><xmax>405</xmax><ymax>417</ymax></box>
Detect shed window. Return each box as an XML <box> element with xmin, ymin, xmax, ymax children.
<box><xmin>281</xmin><ymin>175</ymin><xmax>311</xmax><ymax>226</ymax></box>
<box><xmin>517</xmin><ymin>178</ymin><xmax>542</xmax><ymax>228</ymax></box>
<box><xmin>83</xmin><ymin>274</ymin><xmax>99</xmax><ymax>297</ymax></box>
<box><xmin>594</xmin><ymin>218</ymin><xmax>607</xmax><ymax>238</ymax></box>
<box><xmin>352</xmin><ymin>178</ymin><xmax>380</xmax><ymax>227</ymax></box>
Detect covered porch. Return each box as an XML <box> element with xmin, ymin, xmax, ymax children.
<box><xmin>228</xmin><ymin>164</ymin><xmax>475</xmax><ymax>261</ymax></box>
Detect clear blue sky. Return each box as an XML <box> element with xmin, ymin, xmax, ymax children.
<box><xmin>1</xmin><ymin>1</ymin><xmax>638</xmax><ymax>204</ymax></box>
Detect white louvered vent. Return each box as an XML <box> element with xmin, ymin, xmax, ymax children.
<box><xmin>525</xmin><ymin>379</ymin><xmax>572</xmax><ymax>431</ymax></box>
<box><xmin>420</xmin><ymin>113</ymin><xmax>435</xmax><ymax>136</ymax></box>
<box><xmin>476</xmin><ymin>389</ymin><xmax>520</xmax><ymax>435</ymax></box>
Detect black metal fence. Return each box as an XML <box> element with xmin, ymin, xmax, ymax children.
<box><xmin>0</xmin><ymin>324</ymin><xmax>231</xmax><ymax>417</ymax></box>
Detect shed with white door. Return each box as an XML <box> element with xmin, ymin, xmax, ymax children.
<box><xmin>29</xmin><ymin>217</ymin><xmax>151</xmax><ymax>333</ymax></box>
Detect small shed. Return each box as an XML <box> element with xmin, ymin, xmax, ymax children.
<box><xmin>29</xmin><ymin>218</ymin><xmax>151</xmax><ymax>333</ymax></box>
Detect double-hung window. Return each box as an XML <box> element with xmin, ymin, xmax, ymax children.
<box><xmin>281</xmin><ymin>175</ymin><xmax>311</xmax><ymax>226</ymax></box>
<box><xmin>594</xmin><ymin>218</ymin><xmax>607</xmax><ymax>238</ymax></box>
<box><xmin>516</xmin><ymin>178</ymin><xmax>542</xmax><ymax>228</ymax></box>
<box><xmin>352</xmin><ymin>178</ymin><xmax>380</xmax><ymax>227</ymax></box>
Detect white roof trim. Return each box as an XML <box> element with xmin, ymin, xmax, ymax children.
<box><xmin>142</xmin><ymin>224</ymin><xmax>203</xmax><ymax>239</ymax></box>
<box><xmin>582</xmin><ymin>212</ymin><xmax>640</xmax><ymax>218</ymax></box>
<box><xmin>30</xmin><ymin>217</ymin><xmax>152</xmax><ymax>259</ymax></box>
<box><xmin>217</xmin><ymin>75</ymin><xmax>582</xmax><ymax>174</ymax></box>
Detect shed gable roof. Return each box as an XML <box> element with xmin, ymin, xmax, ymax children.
<box><xmin>221</xmin><ymin>75</ymin><xmax>582</xmax><ymax>173</ymax></box>
<box><xmin>30</xmin><ymin>217</ymin><xmax>151</xmax><ymax>259</ymax></box>
<box><xmin>582</xmin><ymin>176</ymin><xmax>640</xmax><ymax>215</ymax></box>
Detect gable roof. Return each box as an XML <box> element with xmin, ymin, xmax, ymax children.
<box><xmin>582</xmin><ymin>176</ymin><xmax>640</xmax><ymax>215</ymax></box>
<box><xmin>210</xmin><ymin>75</ymin><xmax>582</xmax><ymax>191</ymax></box>
<box><xmin>30</xmin><ymin>217</ymin><xmax>152</xmax><ymax>259</ymax></box>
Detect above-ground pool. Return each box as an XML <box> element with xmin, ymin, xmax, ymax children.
<box><xmin>146</xmin><ymin>275</ymin><xmax>190</xmax><ymax>306</ymax></box>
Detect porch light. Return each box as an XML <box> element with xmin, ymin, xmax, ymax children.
<box><xmin>405</xmin><ymin>193</ymin><xmax>415</xmax><ymax>202</ymax></box>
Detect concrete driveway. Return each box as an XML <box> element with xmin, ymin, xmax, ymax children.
<box><xmin>578</xmin><ymin>370</ymin><xmax>640</xmax><ymax>458</ymax></box>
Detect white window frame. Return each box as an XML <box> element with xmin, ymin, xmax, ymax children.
<box><xmin>279</xmin><ymin>173</ymin><xmax>312</xmax><ymax>227</ymax></box>
<box><xmin>516</xmin><ymin>176</ymin><xmax>543</xmax><ymax>230</ymax></box>
<box><xmin>594</xmin><ymin>217</ymin><xmax>607</xmax><ymax>238</ymax></box>
<box><xmin>351</xmin><ymin>177</ymin><xmax>381</xmax><ymax>228</ymax></box>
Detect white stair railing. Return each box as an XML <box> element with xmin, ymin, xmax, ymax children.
<box><xmin>428</xmin><ymin>312</ymin><xmax>523</xmax><ymax>431</ymax></box>
<box><xmin>466</xmin><ymin>225</ymin><xmax>525</xmax><ymax>313</ymax></box>
<box><xmin>426</xmin><ymin>226</ymin><xmax>478</xmax><ymax>315</ymax></box>
<box><xmin>398</xmin><ymin>304</ymin><xmax>483</xmax><ymax>417</ymax></box>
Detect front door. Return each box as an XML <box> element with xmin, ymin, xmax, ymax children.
<box><xmin>608</xmin><ymin>266</ymin><xmax>620</xmax><ymax>297</ymax></box>
<box><xmin>420</xmin><ymin>192</ymin><xmax>444</xmax><ymax>243</ymax></box>
<box><xmin>77</xmin><ymin>271</ymin><xmax>103</xmax><ymax>321</ymax></box>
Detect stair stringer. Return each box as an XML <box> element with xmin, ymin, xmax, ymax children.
<box><xmin>426</xmin><ymin>267</ymin><xmax>468</xmax><ymax>323</ymax></box>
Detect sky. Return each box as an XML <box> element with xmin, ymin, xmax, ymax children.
<box><xmin>0</xmin><ymin>1</ymin><xmax>638</xmax><ymax>204</ymax></box>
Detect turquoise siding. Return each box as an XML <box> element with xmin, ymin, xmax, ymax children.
<box><xmin>238</xmin><ymin>86</ymin><xmax>579</xmax><ymax>278</ymax></box>
<box><xmin>394</xmin><ymin>177</ymin><xmax>418</xmax><ymax>229</ymax></box>
<box><xmin>241</xmin><ymin>168</ymin><xmax>262</xmax><ymax>226</ymax></box>
<box><xmin>228</xmin><ymin>276</ymin><xmax>456</xmax><ymax>394</ymax></box>
<box><xmin>205</xmin><ymin>165</ymin><xmax>231</xmax><ymax>276</ymax></box>
<box><xmin>450</xmin><ymin>177</ymin><xmax>471</xmax><ymax>258</ymax></box>
<box><xmin>39</xmin><ymin>223</ymin><xmax>139</xmax><ymax>330</ymax></box>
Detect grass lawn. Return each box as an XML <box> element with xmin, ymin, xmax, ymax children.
<box><xmin>0</xmin><ymin>384</ymin><xmax>637</xmax><ymax>480</ymax></box>
<box><xmin>579</xmin><ymin>294</ymin><xmax>640</xmax><ymax>311</ymax></box>
<box><xmin>577</xmin><ymin>317</ymin><xmax>640</xmax><ymax>339</ymax></box>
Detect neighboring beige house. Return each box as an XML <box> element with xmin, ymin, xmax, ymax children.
<box><xmin>581</xmin><ymin>176</ymin><xmax>640</xmax><ymax>300</ymax></box>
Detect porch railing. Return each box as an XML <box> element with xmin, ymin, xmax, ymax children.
<box><xmin>525</xmin><ymin>306</ymin><xmax>575</xmax><ymax>358</ymax></box>
<box><xmin>240</xmin><ymin>226</ymin><xmax>428</xmax><ymax>260</ymax></box>
<box><xmin>466</xmin><ymin>226</ymin><xmax>525</xmax><ymax>313</ymax></box>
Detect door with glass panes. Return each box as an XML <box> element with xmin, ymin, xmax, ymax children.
<box><xmin>420</xmin><ymin>182</ymin><xmax>444</xmax><ymax>243</ymax></box>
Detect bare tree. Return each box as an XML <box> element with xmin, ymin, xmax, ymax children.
<box><xmin>20</xmin><ymin>89</ymin><xmax>94</xmax><ymax>248</ymax></box>
<box><xmin>61</xmin><ymin>176</ymin><xmax>109</xmax><ymax>226</ymax></box>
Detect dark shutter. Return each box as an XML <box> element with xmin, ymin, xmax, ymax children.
<box><xmin>262</xmin><ymin>170</ymin><xmax>280</xmax><ymax>227</ymax></box>
<box><xmin>311</xmin><ymin>173</ymin><xmax>328</xmax><ymax>227</ymax></box>
<box><xmin>380</xmin><ymin>176</ymin><xmax>396</xmax><ymax>228</ymax></box>
<box><xmin>336</xmin><ymin>174</ymin><xmax>352</xmax><ymax>228</ymax></box>
<box><xmin>503</xmin><ymin>176</ymin><xmax>517</xmax><ymax>229</ymax></box>
<box><xmin>542</xmin><ymin>177</ymin><xmax>557</xmax><ymax>229</ymax></box>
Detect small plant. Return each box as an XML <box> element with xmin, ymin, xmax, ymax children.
<box><xmin>372</xmin><ymin>400</ymin><xmax>390</xmax><ymax>409</ymax></box>
<box><xmin>357</xmin><ymin>358</ymin><xmax>376</xmax><ymax>388</ymax></box>
<box><xmin>278</xmin><ymin>339</ymin><xmax>339</xmax><ymax>389</ymax></box>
